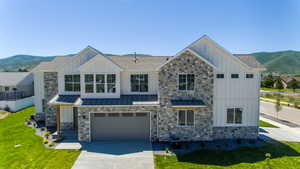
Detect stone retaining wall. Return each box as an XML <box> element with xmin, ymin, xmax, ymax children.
<box><xmin>213</xmin><ymin>126</ymin><xmax>258</xmax><ymax>139</ymax></box>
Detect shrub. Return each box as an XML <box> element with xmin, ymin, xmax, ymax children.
<box><xmin>41</xmin><ymin>127</ymin><xmax>46</xmax><ymax>131</ymax></box>
<box><xmin>43</xmin><ymin>138</ymin><xmax>48</xmax><ymax>144</ymax></box>
<box><xmin>44</xmin><ymin>131</ymin><xmax>51</xmax><ymax>137</ymax></box>
<box><xmin>48</xmin><ymin>142</ymin><xmax>56</xmax><ymax>147</ymax></box>
<box><xmin>26</xmin><ymin>120</ymin><xmax>31</xmax><ymax>125</ymax></box>
<box><xmin>165</xmin><ymin>147</ymin><xmax>169</xmax><ymax>153</ymax></box>
<box><xmin>3</xmin><ymin>105</ymin><xmax>10</xmax><ymax>112</ymax></box>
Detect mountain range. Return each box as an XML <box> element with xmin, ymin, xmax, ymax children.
<box><xmin>0</xmin><ymin>51</ymin><xmax>299</xmax><ymax>74</ymax></box>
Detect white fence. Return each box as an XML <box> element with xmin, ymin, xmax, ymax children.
<box><xmin>0</xmin><ymin>96</ymin><xmax>33</xmax><ymax>112</ymax></box>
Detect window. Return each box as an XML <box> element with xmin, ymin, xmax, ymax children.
<box><xmin>227</xmin><ymin>108</ymin><xmax>242</xmax><ymax>124</ymax></box>
<box><xmin>216</xmin><ymin>74</ymin><xmax>224</xmax><ymax>79</ymax></box>
<box><xmin>131</xmin><ymin>74</ymin><xmax>148</xmax><ymax>92</ymax></box>
<box><xmin>85</xmin><ymin>74</ymin><xmax>94</xmax><ymax>93</ymax></box>
<box><xmin>64</xmin><ymin>75</ymin><xmax>80</xmax><ymax>92</ymax></box>
<box><xmin>4</xmin><ymin>87</ymin><xmax>9</xmax><ymax>91</ymax></box>
<box><xmin>246</xmin><ymin>74</ymin><xmax>254</xmax><ymax>78</ymax></box>
<box><xmin>179</xmin><ymin>74</ymin><xmax>194</xmax><ymax>91</ymax></box>
<box><xmin>178</xmin><ymin>110</ymin><xmax>194</xmax><ymax>126</ymax></box>
<box><xmin>107</xmin><ymin>74</ymin><xmax>116</xmax><ymax>93</ymax></box>
<box><xmin>231</xmin><ymin>74</ymin><xmax>239</xmax><ymax>79</ymax></box>
<box><xmin>96</xmin><ymin>74</ymin><xmax>105</xmax><ymax>93</ymax></box>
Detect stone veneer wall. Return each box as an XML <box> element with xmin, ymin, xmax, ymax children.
<box><xmin>77</xmin><ymin>106</ymin><xmax>159</xmax><ymax>142</ymax></box>
<box><xmin>158</xmin><ymin>50</ymin><xmax>214</xmax><ymax>141</ymax></box>
<box><xmin>213</xmin><ymin>126</ymin><xmax>258</xmax><ymax>140</ymax></box>
<box><xmin>44</xmin><ymin>72</ymin><xmax>58</xmax><ymax>127</ymax></box>
<box><xmin>61</xmin><ymin>122</ymin><xmax>74</xmax><ymax>130</ymax></box>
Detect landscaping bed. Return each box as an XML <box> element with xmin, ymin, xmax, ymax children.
<box><xmin>0</xmin><ymin>107</ymin><xmax>80</xmax><ymax>169</ymax></box>
<box><xmin>259</xmin><ymin>120</ymin><xmax>279</xmax><ymax>128</ymax></box>
<box><xmin>0</xmin><ymin>110</ymin><xmax>10</xmax><ymax>119</ymax></box>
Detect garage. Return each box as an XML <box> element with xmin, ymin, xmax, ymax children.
<box><xmin>91</xmin><ymin>112</ymin><xmax>150</xmax><ymax>141</ymax></box>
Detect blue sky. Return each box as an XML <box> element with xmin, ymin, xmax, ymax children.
<box><xmin>0</xmin><ymin>0</ymin><xmax>299</xmax><ymax>58</ymax></box>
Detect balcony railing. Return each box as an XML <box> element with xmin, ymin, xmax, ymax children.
<box><xmin>0</xmin><ymin>91</ymin><xmax>33</xmax><ymax>101</ymax></box>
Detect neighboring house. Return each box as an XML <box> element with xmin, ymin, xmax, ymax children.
<box><xmin>280</xmin><ymin>76</ymin><xmax>300</xmax><ymax>89</ymax></box>
<box><xmin>0</xmin><ymin>72</ymin><xmax>34</xmax><ymax>112</ymax></box>
<box><xmin>33</xmin><ymin>35</ymin><xmax>265</xmax><ymax>142</ymax></box>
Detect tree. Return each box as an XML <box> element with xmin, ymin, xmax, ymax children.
<box><xmin>289</xmin><ymin>79</ymin><xmax>299</xmax><ymax>92</ymax></box>
<box><xmin>261</xmin><ymin>77</ymin><xmax>274</xmax><ymax>88</ymax></box>
<box><xmin>274</xmin><ymin>79</ymin><xmax>284</xmax><ymax>91</ymax></box>
<box><xmin>275</xmin><ymin>97</ymin><xmax>282</xmax><ymax>119</ymax></box>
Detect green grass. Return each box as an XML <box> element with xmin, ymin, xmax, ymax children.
<box><xmin>0</xmin><ymin>107</ymin><xmax>80</xmax><ymax>169</ymax></box>
<box><xmin>259</xmin><ymin>120</ymin><xmax>279</xmax><ymax>128</ymax></box>
<box><xmin>155</xmin><ymin>142</ymin><xmax>300</xmax><ymax>169</ymax></box>
<box><xmin>261</xmin><ymin>88</ymin><xmax>300</xmax><ymax>93</ymax></box>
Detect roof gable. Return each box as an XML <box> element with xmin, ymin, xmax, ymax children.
<box><xmin>79</xmin><ymin>54</ymin><xmax>123</xmax><ymax>72</ymax></box>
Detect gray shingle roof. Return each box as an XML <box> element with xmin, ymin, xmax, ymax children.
<box><xmin>171</xmin><ymin>99</ymin><xmax>205</xmax><ymax>106</ymax></box>
<box><xmin>79</xmin><ymin>95</ymin><xmax>158</xmax><ymax>106</ymax></box>
<box><xmin>233</xmin><ymin>54</ymin><xmax>265</xmax><ymax>69</ymax></box>
<box><xmin>31</xmin><ymin>56</ymin><xmax>72</xmax><ymax>72</ymax></box>
<box><xmin>0</xmin><ymin>72</ymin><xmax>31</xmax><ymax>86</ymax></box>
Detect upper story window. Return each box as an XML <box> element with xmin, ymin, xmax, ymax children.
<box><xmin>84</xmin><ymin>74</ymin><xmax>94</xmax><ymax>93</ymax></box>
<box><xmin>178</xmin><ymin>110</ymin><xmax>194</xmax><ymax>126</ymax></box>
<box><xmin>64</xmin><ymin>75</ymin><xmax>80</xmax><ymax>92</ymax></box>
<box><xmin>107</xmin><ymin>74</ymin><xmax>116</xmax><ymax>93</ymax></box>
<box><xmin>231</xmin><ymin>74</ymin><xmax>239</xmax><ymax>79</ymax></box>
<box><xmin>179</xmin><ymin>74</ymin><xmax>194</xmax><ymax>91</ymax></box>
<box><xmin>216</xmin><ymin>74</ymin><xmax>224</xmax><ymax>79</ymax></box>
<box><xmin>131</xmin><ymin>74</ymin><xmax>148</xmax><ymax>92</ymax></box>
<box><xmin>227</xmin><ymin>108</ymin><xmax>242</xmax><ymax>124</ymax></box>
<box><xmin>246</xmin><ymin>74</ymin><xmax>254</xmax><ymax>78</ymax></box>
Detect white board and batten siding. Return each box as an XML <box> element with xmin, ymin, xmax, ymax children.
<box><xmin>120</xmin><ymin>71</ymin><xmax>159</xmax><ymax>95</ymax></box>
<box><xmin>190</xmin><ymin>38</ymin><xmax>261</xmax><ymax>127</ymax></box>
<box><xmin>60</xmin><ymin>106</ymin><xmax>73</xmax><ymax>123</ymax></box>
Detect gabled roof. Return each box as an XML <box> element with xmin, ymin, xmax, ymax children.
<box><xmin>31</xmin><ymin>56</ymin><xmax>71</xmax><ymax>72</ymax></box>
<box><xmin>233</xmin><ymin>54</ymin><xmax>264</xmax><ymax>69</ymax></box>
<box><xmin>79</xmin><ymin>54</ymin><xmax>123</xmax><ymax>71</ymax></box>
<box><xmin>0</xmin><ymin>72</ymin><xmax>31</xmax><ymax>86</ymax></box>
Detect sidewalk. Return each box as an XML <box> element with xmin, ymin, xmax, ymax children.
<box><xmin>261</xmin><ymin>98</ymin><xmax>294</xmax><ymax>106</ymax></box>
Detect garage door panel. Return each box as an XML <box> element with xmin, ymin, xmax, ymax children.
<box><xmin>91</xmin><ymin>113</ymin><xmax>150</xmax><ymax>141</ymax></box>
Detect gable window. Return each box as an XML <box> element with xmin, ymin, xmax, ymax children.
<box><xmin>107</xmin><ymin>74</ymin><xmax>116</xmax><ymax>93</ymax></box>
<box><xmin>216</xmin><ymin>74</ymin><xmax>224</xmax><ymax>79</ymax></box>
<box><xmin>65</xmin><ymin>75</ymin><xmax>80</xmax><ymax>92</ymax></box>
<box><xmin>246</xmin><ymin>74</ymin><xmax>254</xmax><ymax>78</ymax></box>
<box><xmin>178</xmin><ymin>110</ymin><xmax>194</xmax><ymax>126</ymax></box>
<box><xmin>131</xmin><ymin>74</ymin><xmax>148</xmax><ymax>92</ymax></box>
<box><xmin>227</xmin><ymin>108</ymin><xmax>242</xmax><ymax>124</ymax></box>
<box><xmin>231</xmin><ymin>74</ymin><xmax>239</xmax><ymax>79</ymax></box>
<box><xmin>179</xmin><ymin>74</ymin><xmax>195</xmax><ymax>91</ymax></box>
<box><xmin>85</xmin><ymin>74</ymin><xmax>94</xmax><ymax>93</ymax></box>
<box><xmin>96</xmin><ymin>74</ymin><xmax>105</xmax><ymax>93</ymax></box>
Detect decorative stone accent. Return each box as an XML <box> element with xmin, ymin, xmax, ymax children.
<box><xmin>158</xmin><ymin>50</ymin><xmax>214</xmax><ymax>141</ymax></box>
<box><xmin>213</xmin><ymin>126</ymin><xmax>258</xmax><ymax>139</ymax></box>
<box><xmin>77</xmin><ymin>106</ymin><xmax>159</xmax><ymax>142</ymax></box>
<box><xmin>44</xmin><ymin>72</ymin><xmax>58</xmax><ymax>127</ymax></box>
<box><xmin>60</xmin><ymin>122</ymin><xmax>74</xmax><ymax>130</ymax></box>
<box><xmin>34</xmin><ymin>113</ymin><xmax>45</xmax><ymax>121</ymax></box>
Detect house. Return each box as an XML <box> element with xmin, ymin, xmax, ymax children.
<box><xmin>0</xmin><ymin>72</ymin><xmax>34</xmax><ymax>112</ymax></box>
<box><xmin>280</xmin><ymin>76</ymin><xmax>300</xmax><ymax>89</ymax></box>
<box><xmin>33</xmin><ymin>35</ymin><xmax>265</xmax><ymax>142</ymax></box>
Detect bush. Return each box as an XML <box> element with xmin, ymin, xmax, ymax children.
<box><xmin>3</xmin><ymin>105</ymin><xmax>10</xmax><ymax>112</ymax></box>
<box><xmin>44</xmin><ymin>131</ymin><xmax>51</xmax><ymax>137</ymax></box>
<box><xmin>41</xmin><ymin>127</ymin><xmax>46</xmax><ymax>131</ymax></box>
<box><xmin>164</xmin><ymin>147</ymin><xmax>169</xmax><ymax>153</ymax></box>
<box><xmin>48</xmin><ymin>142</ymin><xmax>56</xmax><ymax>147</ymax></box>
<box><xmin>43</xmin><ymin>138</ymin><xmax>48</xmax><ymax>144</ymax></box>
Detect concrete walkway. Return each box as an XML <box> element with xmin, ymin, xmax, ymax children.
<box><xmin>71</xmin><ymin>141</ymin><xmax>154</xmax><ymax>169</ymax></box>
<box><xmin>259</xmin><ymin>116</ymin><xmax>300</xmax><ymax>142</ymax></box>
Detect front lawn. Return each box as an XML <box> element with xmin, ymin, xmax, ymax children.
<box><xmin>259</xmin><ymin>120</ymin><xmax>279</xmax><ymax>128</ymax></box>
<box><xmin>155</xmin><ymin>142</ymin><xmax>300</xmax><ymax>169</ymax></box>
<box><xmin>0</xmin><ymin>107</ymin><xmax>80</xmax><ymax>169</ymax></box>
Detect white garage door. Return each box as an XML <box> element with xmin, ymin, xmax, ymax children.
<box><xmin>91</xmin><ymin>113</ymin><xmax>150</xmax><ymax>141</ymax></box>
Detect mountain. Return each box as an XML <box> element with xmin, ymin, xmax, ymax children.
<box><xmin>0</xmin><ymin>55</ymin><xmax>55</xmax><ymax>72</ymax></box>
<box><xmin>0</xmin><ymin>53</ymin><xmax>151</xmax><ymax>72</ymax></box>
<box><xmin>251</xmin><ymin>50</ymin><xmax>300</xmax><ymax>75</ymax></box>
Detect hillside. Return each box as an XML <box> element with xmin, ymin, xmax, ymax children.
<box><xmin>251</xmin><ymin>50</ymin><xmax>300</xmax><ymax>75</ymax></box>
<box><xmin>0</xmin><ymin>53</ymin><xmax>151</xmax><ymax>72</ymax></box>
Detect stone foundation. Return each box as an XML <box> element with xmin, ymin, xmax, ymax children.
<box><xmin>61</xmin><ymin>122</ymin><xmax>74</xmax><ymax>130</ymax></box>
<box><xmin>213</xmin><ymin>126</ymin><xmax>258</xmax><ymax>140</ymax></box>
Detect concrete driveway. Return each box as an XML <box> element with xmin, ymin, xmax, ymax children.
<box><xmin>72</xmin><ymin>141</ymin><xmax>154</xmax><ymax>169</ymax></box>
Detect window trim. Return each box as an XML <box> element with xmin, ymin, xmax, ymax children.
<box><xmin>226</xmin><ymin>107</ymin><xmax>243</xmax><ymax>124</ymax></box>
<box><xmin>84</xmin><ymin>73</ymin><xmax>117</xmax><ymax>94</ymax></box>
<box><xmin>64</xmin><ymin>74</ymin><xmax>81</xmax><ymax>92</ymax></box>
<box><xmin>177</xmin><ymin>110</ymin><xmax>195</xmax><ymax>127</ymax></box>
<box><xmin>178</xmin><ymin>73</ymin><xmax>195</xmax><ymax>91</ymax></box>
<box><xmin>130</xmin><ymin>73</ymin><xmax>149</xmax><ymax>93</ymax></box>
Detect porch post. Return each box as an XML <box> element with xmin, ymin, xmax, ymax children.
<box><xmin>56</xmin><ymin>105</ymin><xmax>61</xmax><ymax>135</ymax></box>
